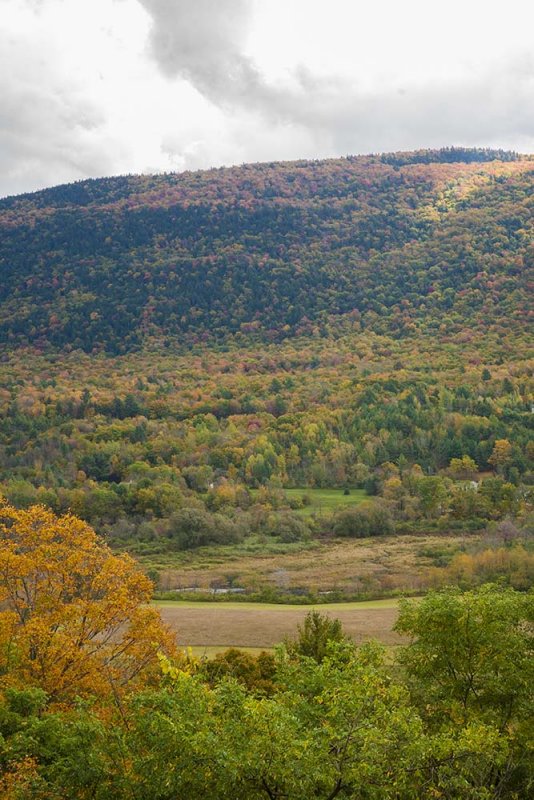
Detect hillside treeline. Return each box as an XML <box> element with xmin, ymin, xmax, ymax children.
<box><xmin>0</xmin><ymin>330</ymin><xmax>531</xmax><ymax>581</ymax></box>
<box><xmin>0</xmin><ymin>149</ymin><xmax>532</xmax><ymax>352</ymax></box>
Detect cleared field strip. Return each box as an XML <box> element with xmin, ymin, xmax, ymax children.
<box><xmin>157</xmin><ymin>599</ymin><xmax>404</xmax><ymax>649</ymax></box>
<box><xmin>283</xmin><ymin>488</ymin><xmax>368</xmax><ymax>516</ymax></box>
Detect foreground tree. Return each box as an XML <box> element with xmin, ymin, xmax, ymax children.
<box><xmin>0</xmin><ymin>611</ymin><xmax>530</xmax><ymax>798</ymax></box>
<box><xmin>0</xmin><ymin>501</ymin><xmax>175</xmax><ymax>703</ymax></box>
<box><xmin>285</xmin><ymin>610</ymin><xmax>348</xmax><ymax>662</ymax></box>
<box><xmin>396</xmin><ymin>585</ymin><xmax>534</xmax><ymax>728</ymax></box>
<box><xmin>396</xmin><ymin>585</ymin><xmax>534</xmax><ymax>797</ymax></box>
<box><xmin>2</xmin><ymin>643</ymin><xmax>509</xmax><ymax>800</ymax></box>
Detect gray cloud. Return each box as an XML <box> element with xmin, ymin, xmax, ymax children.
<box><xmin>2</xmin><ymin>0</ymin><xmax>533</xmax><ymax>198</ymax></box>
<box><xmin>0</xmin><ymin>32</ymin><xmax>118</xmax><ymax>197</ymax></box>
<box><xmin>278</xmin><ymin>60</ymin><xmax>534</xmax><ymax>154</ymax></box>
<box><xmin>139</xmin><ymin>0</ymin><xmax>534</xmax><ymax>155</ymax></box>
<box><xmin>138</xmin><ymin>0</ymin><xmax>263</xmax><ymax>105</ymax></box>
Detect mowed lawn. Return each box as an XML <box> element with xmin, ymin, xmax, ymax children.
<box><xmin>156</xmin><ymin>598</ymin><xmax>404</xmax><ymax>649</ymax></box>
<box><xmin>283</xmin><ymin>488</ymin><xmax>367</xmax><ymax>516</ymax></box>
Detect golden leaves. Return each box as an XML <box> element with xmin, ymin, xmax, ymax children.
<box><xmin>0</xmin><ymin>501</ymin><xmax>176</xmax><ymax>704</ymax></box>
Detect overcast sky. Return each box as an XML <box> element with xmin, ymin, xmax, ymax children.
<box><xmin>2</xmin><ymin>0</ymin><xmax>534</xmax><ymax>197</ymax></box>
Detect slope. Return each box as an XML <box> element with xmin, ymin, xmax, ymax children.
<box><xmin>0</xmin><ymin>147</ymin><xmax>532</xmax><ymax>353</ymax></box>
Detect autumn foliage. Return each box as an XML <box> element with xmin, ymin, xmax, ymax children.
<box><xmin>0</xmin><ymin>149</ymin><xmax>531</xmax><ymax>352</ymax></box>
<box><xmin>0</xmin><ymin>500</ymin><xmax>175</xmax><ymax>702</ymax></box>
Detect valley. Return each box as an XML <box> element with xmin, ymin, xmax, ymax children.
<box><xmin>2</xmin><ymin>0</ymin><xmax>533</xmax><ymax>791</ymax></box>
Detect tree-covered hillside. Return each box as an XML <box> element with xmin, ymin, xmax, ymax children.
<box><xmin>0</xmin><ymin>148</ymin><xmax>532</xmax><ymax>353</ymax></box>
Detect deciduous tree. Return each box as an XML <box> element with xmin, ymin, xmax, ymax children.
<box><xmin>0</xmin><ymin>501</ymin><xmax>175</xmax><ymax>703</ymax></box>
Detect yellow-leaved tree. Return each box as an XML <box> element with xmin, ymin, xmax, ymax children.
<box><xmin>0</xmin><ymin>500</ymin><xmax>176</xmax><ymax>703</ymax></box>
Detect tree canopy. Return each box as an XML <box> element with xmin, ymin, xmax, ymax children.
<box><xmin>0</xmin><ymin>150</ymin><xmax>531</xmax><ymax>352</ymax></box>
<box><xmin>0</xmin><ymin>500</ymin><xmax>175</xmax><ymax>702</ymax></box>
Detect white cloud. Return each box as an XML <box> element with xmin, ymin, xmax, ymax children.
<box><xmin>1</xmin><ymin>0</ymin><xmax>533</xmax><ymax>198</ymax></box>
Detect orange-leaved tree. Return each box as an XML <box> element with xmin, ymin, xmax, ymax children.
<box><xmin>0</xmin><ymin>500</ymin><xmax>176</xmax><ymax>703</ymax></box>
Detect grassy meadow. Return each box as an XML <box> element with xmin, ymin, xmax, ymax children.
<box><xmin>282</xmin><ymin>487</ymin><xmax>368</xmax><ymax>516</ymax></box>
<box><xmin>142</xmin><ymin>531</ymin><xmax>470</xmax><ymax>597</ymax></box>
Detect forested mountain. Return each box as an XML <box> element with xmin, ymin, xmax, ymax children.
<box><xmin>0</xmin><ymin>150</ymin><xmax>533</xmax><ymax>800</ymax></box>
<box><xmin>0</xmin><ymin>147</ymin><xmax>532</xmax><ymax>353</ymax></box>
<box><xmin>0</xmin><ymin>148</ymin><xmax>532</xmax><ymax>592</ymax></box>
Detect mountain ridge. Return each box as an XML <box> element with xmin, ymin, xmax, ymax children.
<box><xmin>0</xmin><ymin>148</ymin><xmax>532</xmax><ymax>353</ymax></box>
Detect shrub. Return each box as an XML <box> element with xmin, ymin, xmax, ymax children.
<box><xmin>332</xmin><ymin>502</ymin><xmax>394</xmax><ymax>538</ymax></box>
<box><xmin>165</xmin><ymin>508</ymin><xmax>243</xmax><ymax>549</ymax></box>
<box><xmin>263</xmin><ymin>511</ymin><xmax>311</xmax><ymax>543</ymax></box>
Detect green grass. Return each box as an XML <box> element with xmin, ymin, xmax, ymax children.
<box><xmin>284</xmin><ymin>487</ymin><xmax>368</xmax><ymax>516</ymax></box>
<box><xmin>154</xmin><ymin>598</ymin><xmax>401</xmax><ymax>611</ymax></box>
<box><xmin>185</xmin><ymin>646</ymin><xmax>273</xmax><ymax>658</ymax></box>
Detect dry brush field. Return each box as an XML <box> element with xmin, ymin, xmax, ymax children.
<box><xmin>150</xmin><ymin>532</ymin><xmax>470</xmax><ymax>595</ymax></box>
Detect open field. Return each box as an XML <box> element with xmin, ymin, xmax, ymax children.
<box><xmin>188</xmin><ymin>646</ymin><xmax>272</xmax><ymax>658</ymax></box>
<box><xmin>156</xmin><ymin>599</ymin><xmax>399</xmax><ymax>610</ymax></box>
<box><xmin>283</xmin><ymin>488</ymin><xmax>368</xmax><ymax>516</ymax></box>
<box><xmin>147</xmin><ymin>532</ymin><xmax>471</xmax><ymax>595</ymax></box>
<box><xmin>157</xmin><ymin>598</ymin><xmax>404</xmax><ymax>649</ymax></box>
